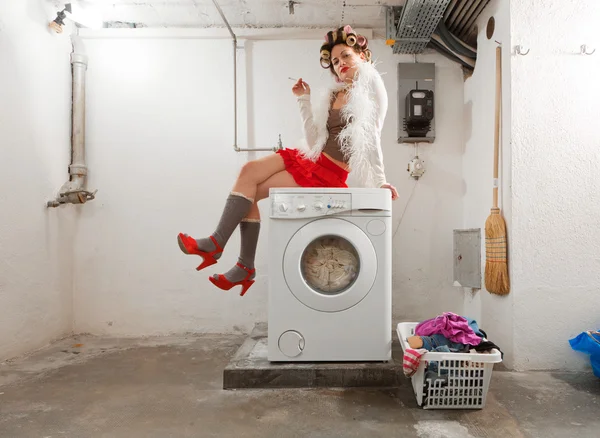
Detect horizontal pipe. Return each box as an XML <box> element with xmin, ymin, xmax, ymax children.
<box><xmin>235</xmin><ymin>147</ymin><xmax>278</xmax><ymax>152</ymax></box>
<box><xmin>77</xmin><ymin>28</ymin><xmax>373</xmax><ymax>40</ymax></box>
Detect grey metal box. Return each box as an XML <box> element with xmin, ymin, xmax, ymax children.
<box><xmin>453</xmin><ymin>228</ymin><xmax>481</xmax><ymax>289</ymax></box>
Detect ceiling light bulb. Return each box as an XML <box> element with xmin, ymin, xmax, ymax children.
<box><xmin>67</xmin><ymin>3</ymin><xmax>103</xmax><ymax>29</ymax></box>
<box><xmin>49</xmin><ymin>2</ymin><xmax>103</xmax><ymax>33</ymax></box>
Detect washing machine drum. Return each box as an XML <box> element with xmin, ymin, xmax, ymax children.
<box><xmin>283</xmin><ymin>218</ymin><xmax>377</xmax><ymax>312</ymax></box>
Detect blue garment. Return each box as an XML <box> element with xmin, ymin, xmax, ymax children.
<box><xmin>466</xmin><ymin>318</ymin><xmax>485</xmax><ymax>338</ymax></box>
<box><xmin>569</xmin><ymin>331</ymin><xmax>600</xmax><ymax>378</ymax></box>
<box><xmin>426</xmin><ymin>346</ymin><xmax>454</xmax><ymax>383</ymax></box>
<box><xmin>420</xmin><ymin>334</ymin><xmax>469</xmax><ymax>352</ymax></box>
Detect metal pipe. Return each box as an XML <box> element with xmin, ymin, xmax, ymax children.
<box><xmin>211</xmin><ymin>0</ymin><xmax>280</xmax><ymax>153</ymax></box>
<box><xmin>454</xmin><ymin>0</ymin><xmax>482</xmax><ymax>36</ymax></box>
<box><xmin>70</xmin><ymin>51</ymin><xmax>87</xmax><ymax>188</ymax></box>
<box><xmin>211</xmin><ymin>0</ymin><xmax>238</xmax><ymax>151</ymax></box>
<box><xmin>47</xmin><ymin>34</ymin><xmax>96</xmax><ymax>207</ymax></box>
<box><xmin>443</xmin><ymin>0</ymin><xmax>458</xmax><ymax>21</ymax></box>
<box><xmin>459</xmin><ymin>0</ymin><xmax>489</xmax><ymax>39</ymax></box>
<box><xmin>236</xmin><ymin>134</ymin><xmax>283</xmax><ymax>152</ymax></box>
<box><xmin>447</xmin><ymin>0</ymin><xmax>468</xmax><ymax>32</ymax></box>
<box><xmin>437</xmin><ymin>21</ymin><xmax>476</xmax><ymax>58</ymax></box>
<box><xmin>451</xmin><ymin>0</ymin><xmax>473</xmax><ymax>33</ymax></box>
<box><xmin>430</xmin><ymin>35</ymin><xmax>475</xmax><ymax>69</ymax></box>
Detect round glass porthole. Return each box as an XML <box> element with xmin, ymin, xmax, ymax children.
<box><xmin>300</xmin><ymin>235</ymin><xmax>360</xmax><ymax>295</ymax></box>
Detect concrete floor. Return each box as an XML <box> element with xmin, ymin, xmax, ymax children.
<box><xmin>0</xmin><ymin>334</ymin><xmax>598</xmax><ymax>438</ymax></box>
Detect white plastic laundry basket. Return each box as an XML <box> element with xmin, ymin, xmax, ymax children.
<box><xmin>397</xmin><ymin>322</ymin><xmax>502</xmax><ymax>410</ymax></box>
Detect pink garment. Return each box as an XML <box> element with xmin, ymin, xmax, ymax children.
<box><xmin>415</xmin><ymin>312</ymin><xmax>482</xmax><ymax>346</ymax></box>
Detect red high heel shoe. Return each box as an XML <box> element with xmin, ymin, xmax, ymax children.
<box><xmin>209</xmin><ymin>263</ymin><xmax>256</xmax><ymax>296</ymax></box>
<box><xmin>177</xmin><ymin>233</ymin><xmax>223</xmax><ymax>271</ymax></box>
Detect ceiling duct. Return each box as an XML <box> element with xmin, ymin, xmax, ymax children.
<box><xmin>386</xmin><ymin>0</ymin><xmax>451</xmax><ymax>54</ymax></box>
<box><xmin>386</xmin><ymin>0</ymin><xmax>491</xmax><ymax>74</ymax></box>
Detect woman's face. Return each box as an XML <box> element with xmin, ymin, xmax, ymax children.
<box><xmin>331</xmin><ymin>44</ymin><xmax>365</xmax><ymax>82</ymax></box>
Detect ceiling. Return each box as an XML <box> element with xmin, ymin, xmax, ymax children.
<box><xmin>51</xmin><ymin>0</ymin><xmax>488</xmax><ymax>64</ymax></box>
<box><xmin>66</xmin><ymin>0</ymin><xmax>407</xmax><ymax>29</ymax></box>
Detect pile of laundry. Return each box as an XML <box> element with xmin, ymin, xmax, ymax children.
<box><xmin>302</xmin><ymin>237</ymin><xmax>359</xmax><ymax>293</ymax></box>
<box><xmin>402</xmin><ymin>312</ymin><xmax>502</xmax><ymax>379</ymax></box>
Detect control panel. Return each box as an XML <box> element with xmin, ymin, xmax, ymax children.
<box><xmin>270</xmin><ymin>193</ymin><xmax>353</xmax><ymax>218</ymax></box>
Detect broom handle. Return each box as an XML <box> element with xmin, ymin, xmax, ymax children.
<box><xmin>493</xmin><ymin>46</ymin><xmax>502</xmax><ymax>209</ymax></box>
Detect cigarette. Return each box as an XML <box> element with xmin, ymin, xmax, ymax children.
<box><xmin>289</xmin><ymin>77</ymin><xmax>306</xmax><ymax>89</ymax></box>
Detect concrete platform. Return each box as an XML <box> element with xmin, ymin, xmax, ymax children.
<box><xmin>223</xmin><ymin>323</ymin><xmax>406</xmax><ymax>389</ymax></box>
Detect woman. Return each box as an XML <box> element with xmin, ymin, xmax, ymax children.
<box><xmin>178</xmin><ymin>25</ymin><xmax>398</xmax><ymax>296</ymax></box>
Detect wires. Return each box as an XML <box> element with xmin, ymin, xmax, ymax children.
<box><xmin>392</xmin><ymin>179</ymin><xmax>418</xmax><ymax>238</ymax></box>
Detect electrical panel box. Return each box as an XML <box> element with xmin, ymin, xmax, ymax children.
<box><xmin>397</xmin><ymin>63</ymin><xmax>435</xmax><ymax>144</ymax></box>
<box><xmin>453</xmin><ymin>228</ymin><xmax>481</xmax><ymax>289</ymax></box>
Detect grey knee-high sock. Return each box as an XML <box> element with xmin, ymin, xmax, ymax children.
<box><xmin>214</xmin><ymin>219</ymin><xmax>260</xmax><ymax>282</ymax></box>
<box><xmin>195</xmin><ymin>192</ymin><xmax>253</xmax><ymax>253</ymax></box>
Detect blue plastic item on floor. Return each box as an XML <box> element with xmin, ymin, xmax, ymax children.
<box><xmin>569</xmin><ymin>331</ymin><xmax>600</xmax><ymax>378</ymax></box>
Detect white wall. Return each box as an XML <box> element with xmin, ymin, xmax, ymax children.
<box><xmin>463</xmin><ymin>0</ymin><xmax>514</xmax><ymax>367</ymax></box>
<box><xmin>0</xmin><ymin>1</ymin><xmax>75</xmax><ymax>360</ymax></box>
<box><xmin>464</xmin><ymin>0</ymin><xmax>600</xmax><ymax>371</ymax></box>
<box><xmin>510</xmin><ymin>0</ymin><xmax>600</xmax><ymax>371</ymax></box>
<box><xmin>380</xmin><ymin>48</ymin><xmax>466</xmax><ymax>322</ymax></box>
<box><xmin>74</xmin><ymin>32</ymin><xmax>465</xmax><ymax>335</ymax></box>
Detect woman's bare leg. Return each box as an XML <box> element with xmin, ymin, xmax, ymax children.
<box><xmin>231</xmin><ymin>153</ymin><xmax>286</xmax><ymax>200</ymax></box>
<box><xmin>244</xmin><ymin>170</ymin><xmax>300</xmax><ymax>220</ymax></box>
<box><xmin>214</xmin><ymin>170</ymin><xmax>299</xmax><ymax>285</ymax></box>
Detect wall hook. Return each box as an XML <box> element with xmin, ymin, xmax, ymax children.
<box><xmin>515</xmin><ymin>45</ymin><xmax>529</xmax><ymax>55</ymax></box>
<box><xmin>581</xmin><ymin>44</ymin><xmax>596</xmax><ymax>55</ymax></box>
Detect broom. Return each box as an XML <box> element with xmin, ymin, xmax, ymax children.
<box><xmin>485</xmin><ymin>46</ymin><xmax>510</xmax><ymax>295</ymax></box>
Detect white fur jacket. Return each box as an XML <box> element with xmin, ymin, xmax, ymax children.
<box><xmin>295</xmin><ymin>61</ymin><xmax>388</xmax><ymax>188</ymax></box>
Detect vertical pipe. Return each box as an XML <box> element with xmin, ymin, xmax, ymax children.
<box><xmin>47</xmin><ymin>35</ymin><xmax>94</xmax><ymax>207</ymax></box>
<box><xmin>211</xmin><ymin>0</ymin><xmax>277</xmax><ymax>153</ymax></box>
<box><xmin>70</xmin><ymin>52</ymin><xmax>88</xmax><ymax>188</ymax></box>
<box><xmin>211</xmin><ymin>0</ymin><xmax>239</xmax><ymax>151</ymax></box>
<box><xmin>233</xmin><ymin>37</ymin><xmax>237</xmax><ymax>150</ymax></box>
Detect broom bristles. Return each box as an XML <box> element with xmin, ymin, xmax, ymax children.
<box><xmin>485</xmin><ymin>207</ymin><xmax>510</xmax><ymax>295</ymax></box>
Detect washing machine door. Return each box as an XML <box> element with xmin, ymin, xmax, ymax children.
<box><xmin>283</xmin><ymin>218</ymin><xmax>377</xmax><ymax>312</ymax></box>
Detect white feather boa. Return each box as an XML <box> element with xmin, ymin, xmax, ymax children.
<box><xmin>295</xmin><ymin>61</ymin><xmax>388</xmax><ymax>188</ymax></box>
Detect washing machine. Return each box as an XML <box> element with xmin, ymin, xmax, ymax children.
<box><xmin>268</xmin><ymin>188</ymin><xmax>392</xmax><ymax>362</ymax></box>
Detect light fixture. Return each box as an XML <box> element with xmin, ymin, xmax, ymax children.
<box><xmin>49</xmin><ymin>2</ymin><xmax>103</xmax><ymax>34</ymax></box>
<box><xmin>49</xmin><ymin>3</ymin><xmax>72</xmax><ymax>33</ymax></box>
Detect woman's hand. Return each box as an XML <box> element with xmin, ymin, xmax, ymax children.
<box><xmin>381</xmin><ymin>183</ymin><xmax>398</xmax><ymax>201</ymax></box>
<box><xmin>292</xmin><ymin>78</ymin><xmax>310</xmax><ymax>97</ymax></box>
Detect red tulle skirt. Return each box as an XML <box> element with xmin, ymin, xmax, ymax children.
<box><xmin>277</xmin><ymin>148</ymin><xmax>349</xmax><ymax>188</ymax></box>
